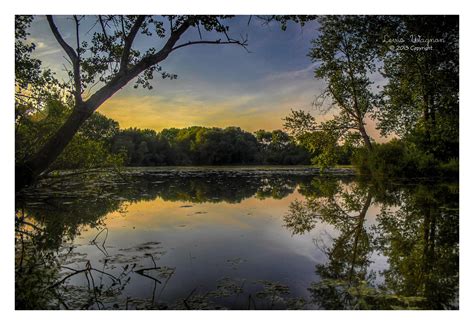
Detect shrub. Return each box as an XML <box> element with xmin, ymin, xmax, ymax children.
<box><xmin>352</xmin><ymin>139</ymin><xmax>442</xmax><ymax>178</ymax></box>
<box><xmin>439</xmin><ymin>158</ymin><xmax>459</xmax><ymax>178</ymax></box>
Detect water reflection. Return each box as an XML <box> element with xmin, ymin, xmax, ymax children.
<box><xmin>15</xmin><ymin>171</ymin><xmax>458</xmax><ymax>310</ymax></box>
<box><xmin>284</xmin><ymin>180</ymin><xmax>459</xmax><ymax>309</ymax></box>
<box><xmin>17</xmin><ymin>173</ymin><xmax>311</xmax><ymax>250</ymax></box>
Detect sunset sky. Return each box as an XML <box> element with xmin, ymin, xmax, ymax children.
<box><xmin>26</xmin><ymin>15</ymin><xmax>383</xmax><ymax>138</ymax></box>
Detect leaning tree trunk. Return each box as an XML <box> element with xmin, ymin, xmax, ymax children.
<box><xmin>347</xmin><ymin>192</ymin><xmax>372</xmax><ymax>283</ymax></box>
<box><xmin>15</xmin><ymin>47</ymin><xmax>178</xmax><ymax>191</ymax></box>
<box><xmin>14</xmin><ymin>17</ymin><xmax>211</xmax><ymax>191</ymax></box>
<box><xmin>358</xmin><ymin>123</ymin><xmax>373</xmax><ymax>152</ymax></box>
<box><xmin>16</xmin><ymin>106</ymin><xmax>93</xmax><ymax>191</ymax></box>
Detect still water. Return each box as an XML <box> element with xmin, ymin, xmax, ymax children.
<box><xmin>15</xmin><ymin>168</ymin><xmax>459</xmax><ymax>310</ymax></box>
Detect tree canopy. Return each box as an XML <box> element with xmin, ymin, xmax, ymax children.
<box><xmin>15</xmin><ymin>15</ymin><xmax>256</xmax><ymax>188</ymax></box>
<box><xmin>283</xmin><ymin>15</ymin><xmax>458</xmax><ymax>175</ymax></box>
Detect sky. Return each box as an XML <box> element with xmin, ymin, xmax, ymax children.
<box><xmin>26</xmin><ymin>15</ymin><xmax>383</xmax><ymax>138</ymax></box>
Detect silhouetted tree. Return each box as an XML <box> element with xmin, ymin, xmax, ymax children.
<box><xmin>16</xmin><ymin>15</ymin><xmax>250</xmax><ymax>189</ymax></box>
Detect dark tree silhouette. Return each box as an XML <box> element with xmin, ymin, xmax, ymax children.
<box><xmin>16</xmin><ymin>15</ymin><xmax>249</xmax><ymax>190</ymax></box>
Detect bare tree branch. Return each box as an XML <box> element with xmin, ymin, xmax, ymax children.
<box><xmin>98</xmin><ymin>15</ymin><xmax>110</xmax><ymax>46</ymax></box>
<box><xmin>328</xmin><ymin>85</ymin><xmax>359</xmax><ymax>120</ymax></box>
<box><xmin>46</xmin><ymin>16</ymin><xmax>77</xmax><ymax>64</ymax></box>
<box><xmin>85</xmin><ymin>19</ymin><xmax>192</xmax><ymax>111</ymax></box>
<box><xmin>17</xmin><ymin>15</ymin><xmax>260</xmax><ymax>189</ymax></box>
<box><xmin>197</xmin><ymin>22</ymin><xmax>203</xmax><ymax>40</ymax></box>
<box><xmin>171</xmin><ymin>37</ymin><xmax>249</xmax><ymax>52</ymax></box>
<box><xmin>73</xmin><ymin>15</ymin><xmax>82</xmax><ymax>97</ymax></box>
<box><xmin>47</xmin><ymin>15</ymin><xmax>82</xmax><ymax>104</ymax></box>
<box><xmin>247</xmin><ymin>15</ymin><xmax>253</xmax><ymax>26</ymax></box>
<box><xmin>119</xmin><ymin>15</ymin><xmax>147</xmax><ymax>72</ymax></box>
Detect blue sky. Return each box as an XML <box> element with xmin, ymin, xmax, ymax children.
<box><xmin>26</xmin><ymin>15</ymin><xmax>382</xmax><ymax>137</ymax></box>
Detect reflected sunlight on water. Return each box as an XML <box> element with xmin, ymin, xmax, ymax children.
<box><xmin>15</xmin><ymin>170</ymin><xmax>459</xmax><ymax>310</ymax></box>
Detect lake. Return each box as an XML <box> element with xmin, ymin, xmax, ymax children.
<box><xmin>15</xmin><ymin>167</ymin><xmax>459</xmax><ymax>310</ymax></box>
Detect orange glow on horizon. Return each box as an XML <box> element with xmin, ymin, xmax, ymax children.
<box><xmin>98</xmin><ymin>94</ymin><xmax>393</xmax><ymax>142</ymax></box>
<box><xmin>101</xmin><ymin>193</ymin><xmax>302</xmax><ymax>231</ymax></box>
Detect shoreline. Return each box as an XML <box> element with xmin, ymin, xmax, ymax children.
<box><xmin>53</xmin><ymin>165</ymin><xmax>357</xmax><ymax>178</ymax></box>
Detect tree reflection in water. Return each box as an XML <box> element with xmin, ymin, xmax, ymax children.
<box><xmin>284</xmin><ymin>178</ymin><xmax>458</xmax><ymax>309</ymax></box>
<box><xmin>16</xmin><ymin>170</ymin><xmax>458</xmax><ymax>309</ymax></box>
<box><xmin>15</xmin><ymin>171</ymin><xmax>312</xmax><ymax>309</ymax></box>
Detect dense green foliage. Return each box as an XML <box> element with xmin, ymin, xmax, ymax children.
<box><xmin>14</xmin><ymin>15</ymin><xmax>315</xmax><ymax>190</ymax></box>
<box><xmin>352</xmin><ymin>140</ymin><xmax>458</xmax><ymax>179</ymax></box>
<box><xmin>359</xmin><ymin>16</ymin><xmax>459</xmax><ymax>178</ymax></box>
<box><xmin>283</xmin><ymin>109</ymin><xmax>362</xmax><ymax>169</ymax></box>
<box><xmin>376</xmin><ymin>17</ymin><xmax>459</xmax><ymax>148</ymax></box>
<box><xmin>14</xmin><ymin>15</ymin><xmax>459</xmax><ymax>311</ymax></box>
<box><xmin>16</xmin><ymin>98</ymin><xmax>366</xmax><ymax>172</ymax></box>
<box><xmin>16</xmin><ymin>98</ymin><xmax>125</xmax><ymax>171</ymax></box>
<box><xmin>110</xmin><ymin>126</ymin><xmax>311</xmax><ymax>166</ymax></box>
<box><xmin>15</xmin><ymin>15</ymin><xmax>458</xmax><ymax>180</ymax></box>
<box><xmin>16</xmin><ymin>99</ymin><xmax>314</xmax><ymax>169</ymax></box>
<box><xmin>283</xmin><ymin>15</ymin><xmax>458</xmax><ymax>177</ymax></box>
<box><xmin>308</xmin><ymin>16</ymin><xmax>377</xmax><ymax>151</ymax></box>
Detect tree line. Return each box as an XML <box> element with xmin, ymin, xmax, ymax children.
<box><xmin>15</xmin><ymin>15</ymin><xmax>458</xmax><ymax>188</ymax></box>
<box><xmin>17</xmin><ymin>97</ymin><xmax>347</xmax><ymax>168</ymax></box>
<box><xmin>111</xmin><ymin>126</ymin><xmax>313</xmax><ymax>166</ymax></box>
<box><xmin>15</xmin><ymin>15</ymin><xmax>312</xmax><ymax>189</ymax></box>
